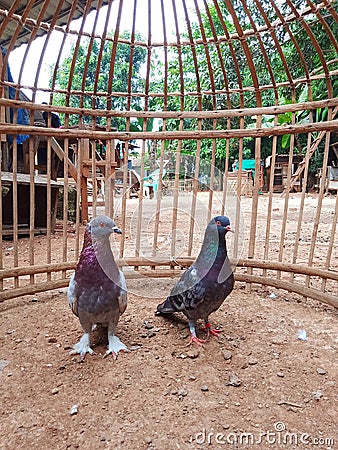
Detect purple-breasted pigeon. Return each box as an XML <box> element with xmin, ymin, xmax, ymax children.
<box><xmin>156</xmin><ymin>215</ymin><xmax>234</xmax><ymax>346</ymax></box>
<box><xmin>68</xmin><ymin>215</ymin><xmax>127</xmax><ymax>359</ymax></box>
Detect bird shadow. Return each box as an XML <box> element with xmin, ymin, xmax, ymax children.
<box><xmin>90</xmin><ymin>324</ymin><xmax>110</xmax><ymax>347</ymax></box>
<box><xmin>155</xmin><ymin>310</ymin><xmax>189</xmax><ymax>329</ymax></box>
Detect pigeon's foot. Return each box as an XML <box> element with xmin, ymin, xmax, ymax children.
<box><xmin>187</xmin><ymin>320</ymin><xmax>205</xmax><ymax>346</ymax></box>
<box><xmin>104</xmin><ymin>335</ymin><xmax>128</xmax><ymax>360</ymax></box>
<box><xmin>187</xmin><ymin>334</ymin><xmax>206</xmax><ymax>346</ymax></box>
<box><xmin>208</xmin><ymin>328</ymin><xmax>222</xmax><ymax>337</ymax></box>
<box><xmin>201</xmin><ymin>322</ymin><xmax>223</xmax><ymax>339</ymax></box>
<box><xmin>70</xmin><ymin>333</ymin><xmax>95</xmax><ymax>360</ymax></box>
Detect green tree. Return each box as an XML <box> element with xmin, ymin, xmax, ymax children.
<box><xmin>51</xmin><ymin>31</ymin><xmax>147</xmax><ymax>129</ymax></box>
<box><xmin>150</xmin><ymin>0</ymin><xmax>337</xmax><ymax>173</ymax></box>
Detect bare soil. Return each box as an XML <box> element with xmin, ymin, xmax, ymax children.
<box><xmin>0</xmin><ymin>193</ymin><xmax>337</xmax><ymax>450</ymax></box>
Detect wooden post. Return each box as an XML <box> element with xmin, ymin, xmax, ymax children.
<box><xmin>104</xmin><ymin>138</ymin><xmax>116</xmax><ymax>218</ymax></box>
<box><xmin>0</xmin><ymin>51</ymin><xmax>6</xmax><ymax>145</ymax></box>
<box><xmin>80</xmin><ymin>138</ymin><xmax>89</xmax><ymax>223</ymax></box>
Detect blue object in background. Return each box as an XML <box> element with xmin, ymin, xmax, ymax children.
<box><xmin>2</xmin><ymin>47</ymin><xmax>29</xmax><ymax>145</ymax></box>
<box><xmin>143</xmin><ymin>168</ymin><xmax>167</xmax><ymax>195</ymax></box>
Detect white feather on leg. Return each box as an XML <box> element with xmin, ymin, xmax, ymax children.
<box><xmin>104</xmin><ymin>334</ymin><xmax>128</xmax><ymax>359</ymax></box>
<box><xmin>70</xmin><ymin>333</ymin><xmax>94</xmax><ymax>359</ymax></box>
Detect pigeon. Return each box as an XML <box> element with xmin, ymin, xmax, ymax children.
<box><xmin>67</xmin><ymin>215</ymin><xmax>127</xmax><ymax>359</ymax></box>
<box><xmin>156</xmin><ymin>215</ymin><xmax>234</xmax><ymax>346</ymax></box>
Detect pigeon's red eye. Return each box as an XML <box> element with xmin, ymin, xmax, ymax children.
<box><xmin>216</xmin><ymin>220</ymin><xmax>221</xmax><ymax>226</ymax></box>
<box><xmin>99</xmin><ymin>222</ymin><xmax>105</xmax><ymax>228</ymax></box>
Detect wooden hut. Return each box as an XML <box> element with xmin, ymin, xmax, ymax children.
<box><xmin>266</xmin><ymin>154</ymin><xmax>304</xmax><ymax>192</ymax></box>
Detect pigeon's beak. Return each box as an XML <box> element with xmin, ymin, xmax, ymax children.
<box><xmin>226</xmin><ymin>225</ymin><xmax>234</xmax><ymax>233</ymax></box>
<box><xmin>113</xmin><ymin>226</ymin><xmax>122</xmax><ymax>234</ymax></box>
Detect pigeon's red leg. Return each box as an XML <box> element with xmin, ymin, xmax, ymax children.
<box><xmin>201</xmin><ymin>321</ymin><xmax>222</xmax><ymax>339</ymax></box>
<box><xmin>187</xmin><ymin>320</ymin><xmax>206</xmax><ymax>346</ymax></box>
<box><xmin>188</xmin><ymin>335</ymin><xmax>206</xmax><ymax>346</ymax></box>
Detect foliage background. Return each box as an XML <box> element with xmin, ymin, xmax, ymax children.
<box><xmin>51</xmin><ymin>0</ymin><xmax>338</xmax><ymax>174</ymax></box>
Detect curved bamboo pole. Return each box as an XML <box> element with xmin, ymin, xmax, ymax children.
<box><xmin>211</xmin><ymin>0</ymin><xmax>245</xmax><ymax>108</ymax></box>
<box><xmin>2</xmin><ymin>97</ymin><xmax>338</xmax><ymax>119</ymax></box>
<box><xmin>286</xmin><ymin>0</ymin><xmax>333</xmax><ymax>98</ymax></box>
<box><xmin>1</xmin><ymin>263</ymin><xmax>337</xmax><ymax>308</ymax></box>
<box><xmin>1</xmin><ymin>119</ymin><xmax>337</xmax><ymax>141</ymax></box>
<box><xmin>240</xmin><ymin>0</ymin><xmax>279</xmax><ymax>103</ymax></box>
<box><xmin>2</xmin><ymin>257</ymin><xmax>338</xmax><ymax>281</ymax></box>
<box><xmin>203</xmin><ymin>0</ymin><xmax>232</xmax><ymax>108</ymax></box>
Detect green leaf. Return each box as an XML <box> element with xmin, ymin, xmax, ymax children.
<box><xmin>282</xmin><ymin>134</ymin><xmax>290</xmax><ymax>149</ymax></box>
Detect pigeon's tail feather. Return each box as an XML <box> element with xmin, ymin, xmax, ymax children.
<box><xmin>156</xmin><ymin>297</ymin><xmax>177</xmax><ymax>315</ymax></box>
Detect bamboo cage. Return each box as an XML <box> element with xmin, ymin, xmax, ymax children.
<box><xmin>0</xmin><ymin>0</ymin><xmax>337</xmax><ymax>307</ymax></box>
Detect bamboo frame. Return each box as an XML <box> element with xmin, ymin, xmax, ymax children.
<box><xmin>0</xmin><ymin>0</ymin><xmax>337</xmax><ymax>309</ymax></box>
<box><xmin>1</xmin><ymin>119</ymin><xmax>338</xmax><ymax>140</ymax></box>
<box><xmin>1</xmin><ymin>97</ymin><xmax>338</xmax><ymax>118</ymax></box>
<box><xmin>1</xmin><ymin>257</ymin><xmax>337</xmax><ymax>307</ymax></box>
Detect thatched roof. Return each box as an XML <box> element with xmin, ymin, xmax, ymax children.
<box><xmin>0</xmin><ymin>0</ymin><xmax>109</xmax><ymax>49</ymax></box>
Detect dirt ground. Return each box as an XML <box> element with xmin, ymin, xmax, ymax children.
<box><xmin>0</xmin><ymin>193</ymin><xmax>337</xmax><ymax>449</ymax></box>
<box><xmin>0</xmin><ymin>284</ymin><xmax>337</xmax><ymax>450</ymax></box>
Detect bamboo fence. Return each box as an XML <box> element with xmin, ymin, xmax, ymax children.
<box><xmin>0</xmin><ymin>0</ymin><xmax>337</xmax><ymax>307</ymax></box>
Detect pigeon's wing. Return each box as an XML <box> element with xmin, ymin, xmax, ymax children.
<box><xmin>166</xmin><ymin>265</ymin><xmax>206</xmax><ymax>312</ymax></box>
<box><xmin>117</xmin><ymin>270</ymin><xmax>127</xmax><ymax>315</ymax></box>
<box><xmin>170</xmin><ymin>265</ymin><xmax>203</xmax><ymax>294</ymax></box>
<box><xmin>67</xmin><ymin>272</ymin><xmax>79</xmax><ymax>316</ymax></box>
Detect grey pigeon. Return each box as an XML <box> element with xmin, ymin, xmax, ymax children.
<box><xmin>68</xmin><ymin>215</ymin><xmax>127</xmax><ymax>359</ymax></box>
<box><xmin>156</xmin><ymin>215</ymin><xmax>234</xmax><ymax>346</ymax></box>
